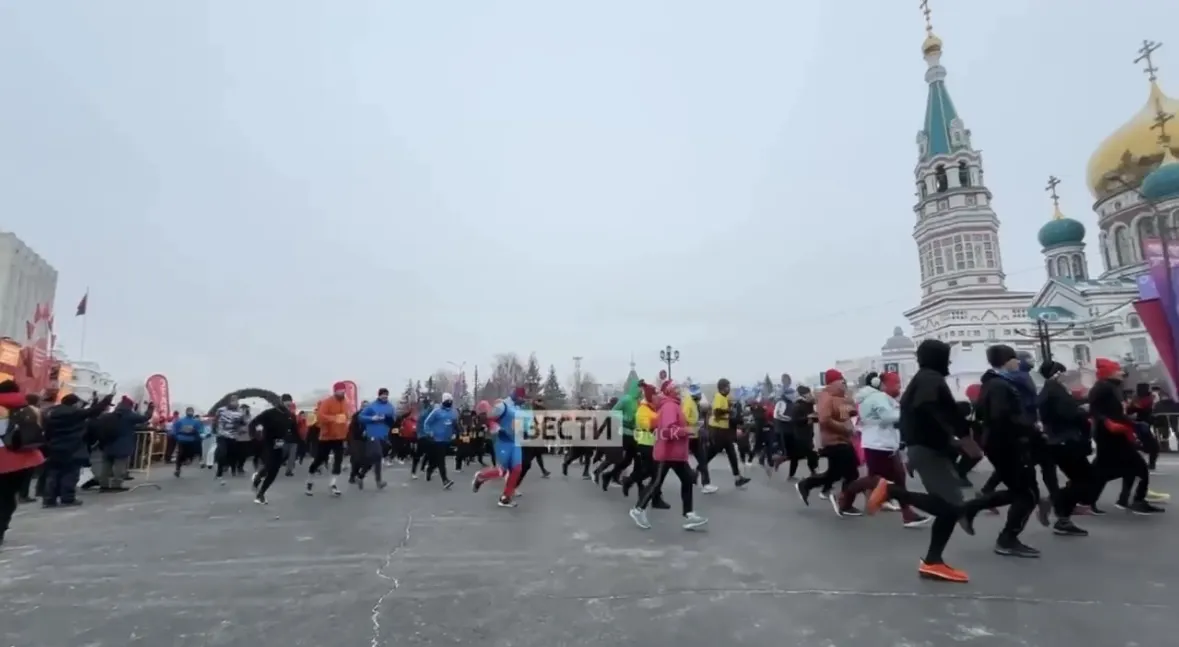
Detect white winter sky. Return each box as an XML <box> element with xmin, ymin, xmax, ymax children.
<box><xmin>1</xmin><ymin>1</ymin><xmax>1176</xmax><ymax>405</ymax></box>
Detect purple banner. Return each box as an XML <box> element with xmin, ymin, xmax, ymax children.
<box><xmin>1141</xmin><ymin>238</ymin><xmax>1179</xmax><ymax>370</ymax></box>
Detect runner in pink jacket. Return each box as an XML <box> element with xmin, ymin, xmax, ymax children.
<box><xmin>629</xmin><ymin>381</ymin><xmax>708</xmax><ymax>531</ymax></box>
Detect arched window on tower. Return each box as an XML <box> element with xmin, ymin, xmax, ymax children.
<box><xmin>1046</xmin><ymin>260</ymin><xmax>1055</xmax><ymax>278</ymax></box>
<box><xmin>1055</xmin><ymin>256</ymin><xmax>1070</xmax><ymax>278</ymax></box>
<box><xmin>1114</xmin><ymin>226</ymin><xmax>1132</xmax><ymax>266</ymax></box>
<box><xmin>919</xmin><ymin>180</ymin><xmax>927</xmax><ymax>199</ymax></box>
<box><xmin>958</xmin><ymin>161</ymin><xmax>970</xmax><ymax>188</ymax></box>
<box><xmin>1137</xmin><ymin>217</ymin><xmax>1157</xmax><ymax>256</ymax></box>
<box><xmin>934</xmin><ymin>165</ymin><xmax>948</xmax><ymax>192</ymax></box>
<box><xmin>1099</xmin><ymin>232</ymin><xmax>1111</xmax><ymax>270</ymax></box>
<box><xmin>1071</xmin><ymin>254</ymin><xmax>1084</xmax><ymax>278</ymax></box>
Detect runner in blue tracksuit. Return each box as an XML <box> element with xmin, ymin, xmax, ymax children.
<box><xmin>356</xmin><ymin>388</ymin><xmax>396</xmax><ymax>489</ymax></box>
<box><xmin>472</xmin><ymin>386</ymin><xmax>527</xmax><ymax>507</ymax></box>
<box><xmin>421</xmin><ymin>392</ymin><xmax>458</xmax><ymax>489</ymax></box>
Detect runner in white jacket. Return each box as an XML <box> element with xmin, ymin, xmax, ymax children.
<box><xmin>854</xmin><ymin>372</ymin><xmax>930</xmax><ymax>527</ymax></box>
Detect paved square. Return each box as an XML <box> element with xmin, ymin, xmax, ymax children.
<box><xmin>2</xmin><ymin>460</ymin><xmax>1175</xmax><ymax>646</ymax></box>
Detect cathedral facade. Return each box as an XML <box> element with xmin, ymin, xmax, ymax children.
<box><xmin>838</xmin><ymin>20</ymin><xmax>1179</xmax><ymax>395</ymax></box>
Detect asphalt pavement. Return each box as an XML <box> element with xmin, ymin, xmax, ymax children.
<box><xmin>2</xmin><ymin>457</ymin><xmax>1177</xmax><ymax>647</ymax></box>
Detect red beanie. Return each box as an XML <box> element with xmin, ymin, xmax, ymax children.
<box><xmin>1095</xmin><ymin>358</ymin><xmax>1122</xmax><ymax>380</ymax></box>
<box><xmin>120</xmin><ymin>395</ymin><xmax>134</xmax><ymax>408</ymax></box>
<box><xmin>824</xmin><ymin>369</ymin><xmax>844</xmax><ymax>385</ymax></box>
<box><xmin>512</xmin><ymin>387</ymin><xmax>527</xmax><ymax>400</ymax></box>
<box><xmin>641</xmin><ymin>383</ymin><xmax>658</xmax><ymax>402</ymax></box>
<box><xmin>332</xmin><ymin>381</ymin><xmax>346</xmax><ymax>393</ymax></box>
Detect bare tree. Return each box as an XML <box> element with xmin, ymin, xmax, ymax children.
<box><xmin>429</xmin><ymin>369</ymin><xmax>458</xmax><ymax>397</ymax></box>
<box><xmin>478</xmin><ymin>353</ymin><xmax>526</xmax><ymax>401</ymax></box>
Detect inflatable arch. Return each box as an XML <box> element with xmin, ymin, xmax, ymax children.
<box><xmin>207</xmin><ymin>388</ymin><xmax>284</xmax><ymax>415</ymax></box>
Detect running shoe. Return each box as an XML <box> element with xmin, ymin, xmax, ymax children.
<box><xmin>866</xmin><ymin>479</ymin><xmax>891</xmax><ymax>515</ymax></box>
<box><xmin>471</xmin><ymin>475</ymin><xmax>484</xmax><ymax>493</ymax></box>
<box><xmin>629</xmin><ymin>507</ymin><xmax>651</xmax><ymax>529</ymax></box>
<box><xmin>794</xmin><ymin>482</ymin><xmax>811</xmax><ymax>506</ymax></box>
<box><xmin>330</xmin><ymin>484</ymin><xmax>342</xmax><ymax>497</ymax></box>
<box><xmin>254</xmin><ymin>494</ymin><xmax>267</xmax><ymax>505</ymax></box>
<box><xmin>1146</xmin><ymin>490</ymin><xmax>1170</xmax><ymax>503</ymax></box>
<box><xmin>682</xmin><ymin>512</ymin><xmax>707</xmax><ymax>530</ymax></box>
<box><xmin>918</xmin><ymin>560</ymin><xmax>969</xmax><ymax>583</ymax></box>
<box><xmin>701</xmin><ymin>484</ymin><xmax>719</xmax><ymax>494</ymax></box>
<box><xmin>497</xmin><ymin>495</ymin><xmax>517</xmax><ymax>508</ymax></box>
<box><xmin>443</xmin><ymin>480</ymin><xmax>455</xmax><ymax>490</ymax></box>
<box><xmin>903</xmin><ymin>515</ymin><xmax>933</xmax><ymax>528</ymax></box>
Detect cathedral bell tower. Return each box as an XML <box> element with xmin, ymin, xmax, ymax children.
<box><xmin>912</xmin><ymin>1</ymin><xmax>1009</xmax><ymax>302</ymax></box>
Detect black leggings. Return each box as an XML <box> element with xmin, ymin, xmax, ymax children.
<box><xmin>798</xmin><ymin>443</ymin><xmax>859</xmax><ymax>495</ymax></box>
<box><xmin>427</xmin><ymin>441</ymin><xmax>450</xmax><ymax>483</ymax></box>
<box><xmin>308</xmin><ymin>439</ymin><xmax>346</xmax><ymax>476</ymax></box>
<box><xmin>518</xmin><ymin>447</ymin><xmax>549</xmax><ymax>485</ymax></box>
<box><xmin>604</xmin><ymin>435</ymin><xmax>639</xmax><ymax>484</ymax></box>
<box><xmin>698</xmin><ymin>428</ymin><xmax>741</xmax><ymax>485</ymax></box>
<box><xmin>1047</xmin><ymin>444</ymin><xmax>1094</xmax><ymax>518</ymax></box>
<box><xmin>255</xmin><ymin>446</ymin><xmax>285</xmax><ymax>496</ymax></box>
<box><xmin>1090</xmin><ymin>444</ymin><xmax>1150</xmax><ymax>504</ymax></box>
<box><xmin>0</xmin><ymin>468</ymin><xmax>30</xmax><ymax>543</ymax></box>
<box><xmin>637</xmin><ymin>461</ymin><xmax>693</xmax><ymax>514</ymax></box>
<box><xmin>562</xmin><ymin>446</ymin><xmax>595</xmax><ymax>477</ymax></box>
<box><xmin>411</xmin><ymin>438</ymin><xmax>433</xmax><ymax>475</ymax></box>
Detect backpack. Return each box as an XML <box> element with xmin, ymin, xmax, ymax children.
<box><xmin>1</xmin><ymin>405</ymin><xmax>45</xmax><ymax>451</ymax></box>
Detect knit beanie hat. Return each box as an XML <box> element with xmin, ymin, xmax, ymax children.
<box><xmin>985</xmin><ymin>344</ymin><xmax>1018</xmax><ymax>369</ymax></box>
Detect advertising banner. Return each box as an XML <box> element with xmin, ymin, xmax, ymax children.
<box><xmin>145</xmin><ymin>374</ymin><xmax>171</xmax><ymax>419</ymax></box>
<box><xmin>341</xmin><ymin>380</ymin><xmax>359</xmax><ymax>414</ymax></box>
<box><xmin>1141</xmin><ymin>238</ymin><xmax>1179</xmax><ymax>373</ymax></box>
<box><xmin>1134</xmin><ymin>299</ymin><xmax>1179</xmax><ymax>388</ymax></box>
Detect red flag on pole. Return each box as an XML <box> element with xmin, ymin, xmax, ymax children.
<box><xmin>76</xmin><ymin>292</ymin><xmax>88</xmax><ymax>316</ymax></box>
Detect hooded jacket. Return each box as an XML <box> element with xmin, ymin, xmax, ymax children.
<box><xmin>653</xmin><ymin>393</ymin><xmax>690</xmax><ymax>462</ymax></box>
<box><xmin>612</xmin><ymin>381</ymin><xmax>640</xmax><ymax>434</ymax></box>
<box><xmin>855</xmin><ymin>385</ymin><xmax>901</xmax><ymax>452</ymax></box>
<box><xmin>898</xmin><ymin>339</ymin><xmax>964</xmax><ymax>456</ymax></box>
<box><xmin>975</xmin><ymin>369</ymin><xmax>1038</xmax><ymax>453</ymax></box>
<box><xmin>1037</xmin><ymin>378</ymin><xmax>1089</xmax><ymax>446</ymax></box>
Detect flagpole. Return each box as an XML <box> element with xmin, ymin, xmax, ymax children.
<box><xmin>78</xmin><ymin>288</ymin><xmax>89</xmax><ymax>361</ymax></box>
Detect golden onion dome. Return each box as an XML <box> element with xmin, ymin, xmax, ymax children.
<box><xmin>922</xmin><ymin>32</ymin><xmax>942</xmax><ymax>56</ymax></box>
<box><xmin>1086</xmin><ymin>82</ymin><xmax>1179</xmax><ymax>200</ymax></box>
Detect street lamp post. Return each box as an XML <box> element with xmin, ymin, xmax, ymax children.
<box><xmin>659</xmin><ymin>345</ymin><xmax>681</xmax><ymax>379</ymax></box>
<box><xmin>447</xmin><ymin>361</ymin><xmax>467</xmax><ymax>402</ymax></box>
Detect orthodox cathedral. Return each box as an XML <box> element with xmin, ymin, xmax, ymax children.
<box><xmin>836</xmin><ymin>10</ymin><xmax>1179</xmax><ymax>395</ymax></box>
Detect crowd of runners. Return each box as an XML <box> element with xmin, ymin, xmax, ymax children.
<box><xmin>0</xmin><ymin>339</ymin><xmax>1172</xmax><ymax>583</ymax></box>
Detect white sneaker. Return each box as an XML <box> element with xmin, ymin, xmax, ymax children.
<box><xmin>701</xmin><ymin>484</ymin><xmax>719</xmax><ymax>494</ymax></box>
<box><xmin>629</xmin><ymin>507</ymin><xmax>651</xmax><ymax>529</ymax></box>
<box><xmin>903</xmin><ymin>515</ymin><xmax>933</xmax><ymax>528</ymax></box>
<box><xmin>411</xmin><ymin>473</ymin><xmax>419</xmax><ymax>480</ymax></box>
<box><xmin>682</xmin><ymin>512</ymin><xmax>708</xmax><ymax>530</ymax></box>
<box><xmin>882</xmin><ymin>501</ymin><xmax>901</xmax><ymax>512</ymax></box>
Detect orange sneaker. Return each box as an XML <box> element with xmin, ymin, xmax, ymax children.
<box><xmin>918</xmin><ymin>560</ymin><xmax>969</xmax><ymax>583</ymax></box>
<box><xmin>866</xmin><ymin>479</ymin><xmax>891</xmax><ymax>515</ymax></box>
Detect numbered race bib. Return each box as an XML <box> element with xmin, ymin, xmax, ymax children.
<box><xmin>273</xmin><ymin>439</ymin><xmax>285</xmax><ymax>448</ymax></box>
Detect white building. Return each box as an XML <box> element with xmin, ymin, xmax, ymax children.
<box><xmin>0</xmin><ymin>231</ymin><xmax>58</xmax><ymax>343</ymax></box>
<box><xmin>835</xmin><ymin>23</ymin><xmax>1178</xmax><ymax>393</ymax></box>
<box><xmin>68</xmin><ymin>360</ymin><xmax>117</xmax><ymax>401</ymax></box>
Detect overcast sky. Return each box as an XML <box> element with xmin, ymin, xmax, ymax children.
<box><xmin>1</xmin><ymin>1</ymin><xmax>1176</xmax><ymax>404</ymax></box>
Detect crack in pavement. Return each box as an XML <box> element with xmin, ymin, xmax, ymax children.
<box><xmin>534</xmin><ymin>587</ymin><xmax>1173</xmax><ymax>609</ymax></box>
<box><xmin>369</xmin><ymin>513</ymin><xmax>415</xmax><ymax>647</ymax></box>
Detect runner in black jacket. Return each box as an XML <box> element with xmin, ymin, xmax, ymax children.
<box><xmin>251</xmin><ymin>394</ymin><xmax>299</xmax><ymax>504</ymax></box>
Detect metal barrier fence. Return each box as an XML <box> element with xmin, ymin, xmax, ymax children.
<box><xmin>128</xmin><ymin>430</ymin><xmax>165</xmax><ymax>492</ymax></box>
